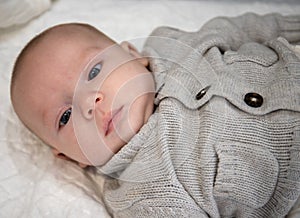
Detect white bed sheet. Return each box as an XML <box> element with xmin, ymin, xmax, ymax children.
<box><xmin>0</xmin><ymin>0</ymin><xmax>299</xmax><ymax>217</ymax></box>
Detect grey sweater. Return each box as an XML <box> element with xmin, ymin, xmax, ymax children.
<box><xmin>98</xmin><ymin>13</ymin><xmax>300</xmax><ymax>217</ymax></box>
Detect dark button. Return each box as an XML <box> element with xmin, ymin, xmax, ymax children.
<box><xmin>244</xmin><ymin>92</ymin><xmax>263</xmax><ymax>108</ymax></box>
<box><xmin>196</xmin><ymin>85</ymin><xmax>211</xmax><ymax>100</ymax></box>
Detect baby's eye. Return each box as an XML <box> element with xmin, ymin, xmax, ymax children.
<box><xmin>59</xmin><ymin>108</ymin><xmax>72</xmax><ymax>128</ymax></box>
<box><xmin>88</xmin><ymin>63</ymin><xmax>102</xmax><ymax>81</ymax></box>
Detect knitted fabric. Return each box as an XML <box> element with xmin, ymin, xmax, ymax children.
<box><xmin>98</xmin><ymin>13</ymin><xmax>300</xmax><ymax>217</ymax></box>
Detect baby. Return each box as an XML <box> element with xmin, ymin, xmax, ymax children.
<box><xmin>10</xmin><ymin>23</ymin><xmax>156</xmax><ymax>167</ymax></box>
<box><xmin>10</xmin><ymin>13</ymin><xmax>300</xmax><ymax>217</ymax></box>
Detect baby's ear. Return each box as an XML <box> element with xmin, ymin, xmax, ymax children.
<box><xmin>52</xmin><ymin>148</ymin><xmax>70</xmax><ymax>161</ymax></box>
<box><xmin>78</xmin><ymin>163</ymin><xmax>88</xmax><ymax>168</ymax></box>
<box><xmin>51</xmin><ymin>148</ymin><xmax>88</xmax><ymax>168</ymax></box>
<box><xmin>120</xmin><ymin>41</ymin><xmax>148</xmax><ymax>66</ymax></box>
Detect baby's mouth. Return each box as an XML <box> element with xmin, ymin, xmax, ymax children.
<box><xmin>104</xmin><ymin>106</ymin><xmax>123</xmax><ymax>136</ymax></box>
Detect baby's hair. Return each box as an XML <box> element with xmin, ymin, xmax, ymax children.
<box><xmin>10</xmin><ymin>23</ymin><xmax>114</xmax><ymax>100</ymax></box>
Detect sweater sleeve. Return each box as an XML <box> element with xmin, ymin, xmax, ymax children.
<box><xmin>198</xmin><ymin>13</ymin><xmax>300</xmax><ymax>50</ymax></box>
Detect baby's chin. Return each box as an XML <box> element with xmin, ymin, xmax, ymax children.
<box><xmin>128</xmin><ymin>103</ymin><xmax>152</xmax><ymax>134</ymax></box>
<box><xmin>108</xmin><ymin>95</ymin><xmax>154</xmax><ymax>153</ymax></box>
<box><xmin>115</xmin><ymin>113</ymin><xmax>142</xmax><ymax>144</ymax></box>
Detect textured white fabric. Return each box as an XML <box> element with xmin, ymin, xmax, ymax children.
<box><xmin>99</xmin><ymin>13</ymin><xmax>300</xmax><ymax>217</ymax></box>
<box><xmin>0</xmin><ymin>0</ymin><xmax>51</xmax><ymax>28</ymax></box>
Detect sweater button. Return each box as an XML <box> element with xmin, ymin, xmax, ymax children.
<box><xmin>244</xmin><ymin>92</ymin><xmax>263</xmax><ymax>108</ymax></box>
<box><xmin>196</xmin><ymin>85</ymin><xmax>211</xmax><ymax>100</ymax></box>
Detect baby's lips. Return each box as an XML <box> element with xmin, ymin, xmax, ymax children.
<box><xmin>103</xmin><ymin>106</ymin><xmax>123</xmax><ymax>136</ymax></box>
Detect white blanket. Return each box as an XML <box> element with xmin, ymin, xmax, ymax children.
<box><xmin>1</xmin><ymin>0</ymin><xmax>299</xmax><ymax>217</ymax></box>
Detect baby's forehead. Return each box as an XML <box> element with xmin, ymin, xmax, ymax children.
<box><xmin>42</xmin><ymin>23</ymin><xmax>113</xmax><ymax>47</ymax></box>
<box><xmin>18</xmin><ymin>24</ymin><xmax>116</xmax><ymax>91</ymax></box>
<box><xmin>30</xmin><ymin>26</ymin><xmax>112</xmax><ymax>65</ymax></box>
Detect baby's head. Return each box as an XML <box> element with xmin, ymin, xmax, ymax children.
<box><xmin>10</xmin><ymin>23</ymin><xmax>155</xmax><ymax>167</ymax></box>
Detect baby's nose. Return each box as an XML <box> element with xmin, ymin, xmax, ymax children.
<box><xmin>82</xmin><ymin>93</ymin><xmax>104</xmax><ymax>119</ymax></box>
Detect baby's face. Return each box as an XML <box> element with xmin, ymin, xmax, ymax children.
<box><xmin>14</xmin><ymin>33</ymin><xmax>155</xmax><ymax>166</ymax></box>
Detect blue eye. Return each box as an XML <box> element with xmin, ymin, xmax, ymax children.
<box><xmin>88</xmin><ymin>63</ymin><xmax>102</xmax><ymax>81</ymax></box>
<box><xmin>59</xmin><ymin>108</ymin><xmax>72</xmax><ymax>128</ymax></box>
